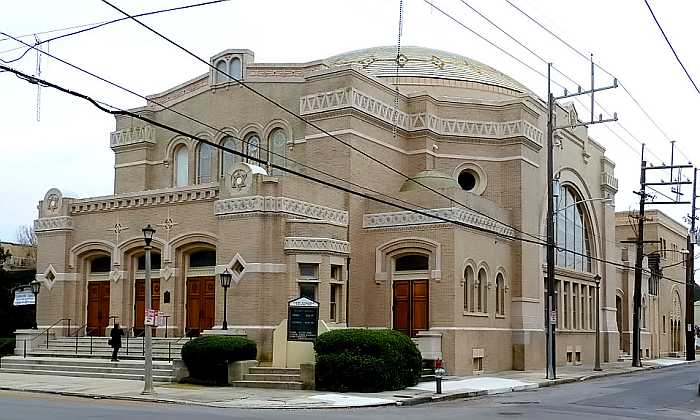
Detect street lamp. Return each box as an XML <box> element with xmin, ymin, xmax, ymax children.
<box><xmin>30</xmin><ymin>280</ymin><xmax>41</xmax><ymax>329</ymax></box>
<box><xmin>594</xmin><ymin>274</ymin><xmax>602</xmax><ymax>371</ymax></box>
<box><xmin>141</xmin><ymin>224</ymin><xmax>156</xmax><ymax>395</ymax></box>
<box><xmin>219</xmin><ymin>268</ymin><xmax>232</xmax><ymax>330</ymax></box>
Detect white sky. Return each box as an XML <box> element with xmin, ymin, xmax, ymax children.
<box><xmin>1</xmin><ymin>0</ymin><xmax>698</xmax><ymax>243</ymax></box>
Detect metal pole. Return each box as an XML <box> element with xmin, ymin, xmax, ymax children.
<box><xmin>687</xmin><ymin>169</ymin><xmax>697</xmax><ymax>361</ymax></box>
<box><xmin>164</xmin><ymin>316</ymin><xmax>169</xmax><ymax>338</ymax></box>
<box><xmin>632</xmin><ymin>153</ymin><xmax>646</xmax><ymax>368</ymax></box>
<box><xmin>545</xmin><ymin>62</ymin><xmax>557</xmax><ymax>379</ymax></box>
<box><xmin>33</xmin><ymin>292</ymin><xmax>38</xmax><ymax>330</ymax></box>
<box><xmin>142</xmin><ymin>244</ymin><xmax>154</xmax><ymax>395</ymax></box>
<box><xmin>594</xmin><ymin>278</ymin><xmax>602</xmax><ymax>371</ymax></box>
<box><xmin>222</xmin><ymin>285</ymin><xmax>228</xmax><ymax>330</ymax></box>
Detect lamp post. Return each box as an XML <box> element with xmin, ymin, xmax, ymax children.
<box><xmin>30</xmin><ymin>280</ymin><xmax>41</xmax><ymax>329</ymax></box>
<box><xmin>594</xmin><ymin>274</ymin><xmax>602</xmax><ymax>371</ymax></box>
<box><xmin>219</xmin><ymin>268</ymin><xmax>232</xmax><ymax>330</ymax></box>
<box><xmin>141</xmin><ymin>224</ymin><xmax>156</xmax><ymax>395</ymax></box>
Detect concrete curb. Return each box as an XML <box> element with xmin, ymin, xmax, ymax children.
<box><xmin>1</xmin><ymin>360</ymin><xmax>696</xmax><ymax>409</ymax></box>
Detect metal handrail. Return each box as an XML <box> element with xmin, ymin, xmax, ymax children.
<box><xmin>29</xmin><ymin>318</ymin><xmax>71</xmax><ymax>350</ymax></box>
<box><xmin>124</xmin><ymin>327</ymin><xmax>145</xmax><ymax>356</ymax></box>
<box><xmin>168</xmin><ymin>328</ymin><xmax>197</xmax><ymax>361</ymax></box>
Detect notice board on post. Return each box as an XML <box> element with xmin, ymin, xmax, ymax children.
<box><xmin>287</xmin><ymin>297</ymin><xmax>319</xmax><ymax>342</ymax></box>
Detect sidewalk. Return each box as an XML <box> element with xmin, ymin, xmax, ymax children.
<box><xmin>0</xmin><ymin>358</ymin><xmax>695</xmax><ymax>409</ymax></box>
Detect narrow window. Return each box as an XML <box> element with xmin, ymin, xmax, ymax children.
<box><xmin>268</xmin><ymin>128</ymin><xmax>287</xmax><ymax>176</ymax></box>
<box><xmin>197</xmin><ymin>143</ymin><xmax>213</xmax><ymax>184</ymax></box>
<box><xmin>466</xmin><ymin>266</ymin><xmax>475</xmax><ymax>312</ymax></box>
<box><xmin>175</xmin><ymin>145</ymin><xmax>189</xmax><ymax>187</ymax></box>
<box><xmin>299</xmin><ymin>283</ymin><xmax>317</xmax><ymax>301</ymax></box>
<box><xmin>221</xmin><ymin>136</ymin><xmax>239</xmax><ymax>175</ymax></box>
<box><xmin>215</xmin><ymin>60</ymin><xmax>227</xmax><ymax>83</ymax></box>
<box><xmin>330</xmin><ymin>284</ymin><xmax>340</xmax><ymax>321</ymax></box>
<box><xmin>229</xmin><ymin>57</ymin><xmax>242</xmax><ymax>80</ymax></box>
<box><xmin>477</xmin><ymin>268</ymin><xmax>487</xmax><ymax>313</ymax></box>
<box><xmin>573</xmin><ymin>284</ymin><xmax>578</xmax><ymax>329</ymax></box>
<box><xmin>246</xmin><ymin>134</ymin><xmax>261</xmax><ymax>163</ymax></box>
<box><xmin>564</xmin><ymin>282</ymin><xmax>570</xmax><ymax>329</ymax></box>
<box><xmin>496</xmin><ymin>273</ymin><xmax>505</xmax><ymax>316</ymax></box>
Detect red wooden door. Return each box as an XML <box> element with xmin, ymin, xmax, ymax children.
<box><xmin>134</xmin><ymin>279</ymin><xmax>160</xmax><ymax>335</ymax></box>
<box><xmin>393</xmin><ymin>280</ymin><xmax>429</xmax><ymax>337</ymax></box>
<box><xmin>186</xmin><ymin>277</ymin><xmax>215</xmax><ymax>335</ymax></box>
<box><xmin>87</xmin><ymin>281</ymin><xmax>110</xmax><ymax>336</ymax></box>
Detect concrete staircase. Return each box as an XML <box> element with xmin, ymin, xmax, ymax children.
<box><xmin>232</xmin><ymin>366</ymin><xmax>304</xmax><ymax>390</ymax></box>
<box><xmin>0</xmin><ymin>355</ymin><xmax>176</xmax><ymax>382</ymax></box>
<box><xmin>0</xmin><ymin>336</ymin><xmax>189</xmax><ymax>382</ymax></box>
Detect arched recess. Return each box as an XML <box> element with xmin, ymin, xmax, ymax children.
<box><xmin>476</xmin><ymin>263</ymin><xmax>490</xmax><ymax>313</ymax></box>
<box><xmin>375</xmin><ymin>237</ymin><xmax>441</xmax><ymax>284</ymax></box>
<box><xmin>117</xmin><ymin>235</ymin><xmax>167</xmax><ymax>262</ymax></box>
<box><xmin>69</xmin><ymin>240</ymin><xmax>116</xmax><ymax>269</ymax></box>
<box><xmin>495</xmin><ymin>266</ymin><xmax>507</xmax><ymax>316</ymax></box>
<box><xmin>462</xmin><ymin>260</ymin><xmax>477</xmax><ymax>312</ymax></box>
<box><xmin>71</xmin><ymin>245</ymin><xmax>114</xmax><ymax>337</ymax></box>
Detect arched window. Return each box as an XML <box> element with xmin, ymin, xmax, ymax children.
<box><xmin>395</xmin><ymin>254</ymin><xmax>428</xmax><ymax>271</ymax></box>
<box><xmin>245</xmin><ymin>133</ymin><xmax>261</xmax><ymax>163</ymax></box>
<box><xmin>189</xmin><ymin>250</ymin><xmax>216</xmax><ymax>267</ymax></box>
<box><xmin>90</xmin><ymin>256</ymin><xmax>111</xmax><ymax>273</ymax></box>
<box><xmin>197</xmin><ymin>143</ymin><xmax>213</xmax><ymax>184</ymax></box>
<box><xmin>229</xmin><ymin>57</ymin><xmax>242</xmax><ymax>80</ymax></box>
<box><xmin>464</xmin><ymin>266</ymin><xmax>475</xmax><ymax>312</ymax></box>
<box><xmin>215</xmin><ymin>60</ymin><xmax>227</xmax><ymax>83</ymax></box>
<box><xmin>555</xmin><ymin>186</ymin><xmax>592</xmax><ymax>272</ymax></box>
<box><xmin>137</xmin><ymin>253</ymin><xmax>162</xmax><ymax>270</ymax></box>
<box><xmin>496</xmin><ymin>273</ymin><xmax>505</xmax><ymax>316</ymax></box>
<box><xmin>642</xmin><ymin>296</ymin><xmax>647</xmax><ymax>329</ymax></box>
<box><xmin>175</xmin><ymin>145</ymin><xmax>189</xmax><ymax>187</ymax></box>
<box><xmin>220</xmin><ymin>136</ymin><xmax>238</xmax><ymax>176</ymax></box>
<box><xmin>268</xmin><ymin>128</ymin><xmax>287</xmax><ymax>176</ymax></box>
<box><xmin>477</xmin><ymin>268</ymin><xmax>487</xmax><ymax>313</ymax></box>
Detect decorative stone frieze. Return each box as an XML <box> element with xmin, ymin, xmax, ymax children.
<box><xmin>215</xmin><ymin>196</ymin><xmax>348</xmax><ymax>226</ymax></box>
<box><xmin>70</xmin><ymin>185</ymin><xmax>219</xmax><ymax>215</ymax></box>
<box><xmin>110</xmin><ymin>125</ymin><xmax>156</xmax><ymax>149</ymax></box>
<box><xmin>363</xmin><ymin>207</ymin><xmax>515</xmax><ymax>237</ymax></box>
<box><xmin>299</xmin><ymin>87</ymin><xmax>543</xmax><ymax>145</ymax></box>
<box><xmin>601</xmin><ymin>172</ymin><xmax>619</xmax><ymax>193</ymax></box>
<box><xmin>284</xmin><ymin>237</ymin><xmax>350</xmax><ymax>255</ymax></box>
<box><xmin>34</xmin><ymin>216</ymin><xmax>73</xmax><ymax>232</ymax></box>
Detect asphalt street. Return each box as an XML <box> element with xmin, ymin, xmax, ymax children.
<box><xmin>1</xmin><ymin>364</ymin><xmax>700</xmax><ymax>419</ymax></box>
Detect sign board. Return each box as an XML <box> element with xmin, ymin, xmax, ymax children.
<box><xmin>287</xmin><ymin>297</ymin><xmax>319</xmax><ymax>342</ymax></box>
<box><xmin>13</xmin><ymin>290</ymin><xmax>35</xmax><ymax>306</ymax></box>
<box><xmin>145</xmin><ymin>309</ymin><xmax>158</xmax><ymax>327</ymax></box>
<box><xmin>550</xmin><ymin>311</ymin><xmax>557</xmax><ymax>325</ymax></box>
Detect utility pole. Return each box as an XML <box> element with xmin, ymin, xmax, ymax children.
<box><xmin>632</xmin><ymin>143</ymin><xmax>692</xmax><ymax>367</ymax></box>
<box><xmin>545</xmin><ymin>56</ymin><xmax>617</xmax><ymax>379</ymax></box>
<box><xmin>686</xmin><ymin>168</ymin><xmax>697</xmax><ymax>361</ymax></box>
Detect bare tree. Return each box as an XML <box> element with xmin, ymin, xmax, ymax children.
<box><xmin>15</xmin><ymin>225</ymin><xmax>37</xmax><ymax>266</ymax></box>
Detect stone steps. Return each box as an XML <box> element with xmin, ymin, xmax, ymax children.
<box><xmin>233</xmin><ymin>366</ymin><xmax>303</xmax><ymax>390</ymax></box>
<box><xmin>0</xmin><ymin>356</ymin><xmax>175</xmax><ymax>382</ymax></box>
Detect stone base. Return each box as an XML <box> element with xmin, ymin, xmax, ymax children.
<box><xmin>14</xmin><ymin>329</ymin><xmax>55</xmax><ymax>356</ymax></box>
<box><xmin>202</xmin><ymin>328</ymin><xmax>247</xmax><ymax>337</ymax></box>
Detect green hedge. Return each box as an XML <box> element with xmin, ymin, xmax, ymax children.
<box><xmin>314</xmin><ymin>329</ymin><xmax>422</xmax><ymax>392</ymax></box>
<box><xmin>181</xmin><ymin>335</ymin><xmax>256</xmax><ymax>384</ymax></box>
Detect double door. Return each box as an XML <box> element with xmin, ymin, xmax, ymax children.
<box><xmin>134</xmin><ymin>279</ymin><xmax>160</xmax><ymax>336</ymax></box>
<box><xmin>186</xmin><ymin>276</ymin><xmax>215</xmax><ymax>336</ymax></box>
<box><xmin>87</xmin><ymin>281</ymin><xmax>110</xmax><ymax>336</ymax></box>
<box><xmin>393</xmin><ymin>280</ymin><xmax>428</xmax><ymax>337</ymax></box>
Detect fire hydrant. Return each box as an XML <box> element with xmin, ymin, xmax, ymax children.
<box><xmin>434</xmin><ymin>358</ymin><xmax>446</xmax><ymax>394</ymax></box>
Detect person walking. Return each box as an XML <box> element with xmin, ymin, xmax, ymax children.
<box><xmin>109</xmin><ymin>323</ymin><xmax>124</xmax><ymax>361</ymax></box>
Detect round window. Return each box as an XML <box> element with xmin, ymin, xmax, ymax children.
<box><xmin>458</xmin><ymin>170</ymin><xmax>478</xmax><ymax>191</ymax></box>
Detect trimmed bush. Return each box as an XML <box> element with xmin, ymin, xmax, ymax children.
<box><xmin>181</xmin><ymin>335</ymin><xmax>256</xmax><ymax>384</ymax></box>
<box><xmin>314</xmin><ymin>329</ymin><xmax>422</xmax><ymax>392</ymax></box>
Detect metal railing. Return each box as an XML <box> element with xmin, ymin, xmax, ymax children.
<box><xmin>168</xmin><ymin>329</ymin><xmax>196</xmax><ymax>361</ymax></box>
<box><xmin>124</xmin><ymin>327</ymin><xmax>145</xmax><ymax>356</ymax></box>
<box><xmin>30</xmin><ymin>318</ymin><xmax>71</xmax><ymax>350</ymax></box>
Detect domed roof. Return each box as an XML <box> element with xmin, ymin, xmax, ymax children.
<box><xmin>325</xmin><ymin>46</ymin><xmax>528</xmax><ymax>93</ymax></box>
<box><xmin>400</xmin><ymin>170</ymin><xmax>460</xmax><ymax>192</ymax></box>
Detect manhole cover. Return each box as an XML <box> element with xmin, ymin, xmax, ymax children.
<box><xmin>497</xmin><ymin>412</ymin><xmax>523</xmax><ymax>416</ymax></box>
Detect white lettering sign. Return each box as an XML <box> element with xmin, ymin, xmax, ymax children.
<box><xmin>13</xmin><ymin>290</ymin><xmax>35</xmax><ymax>306</ymax></box>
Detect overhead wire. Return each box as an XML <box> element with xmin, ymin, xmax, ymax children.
<box><xmin>96</xmin><ymin>0</ymin><xmax>544</xmax><ymax>242</ymax></box>
<box><xmin>2</xmin><ymin>63</ymin><xmax>688</xmax><ymax>287</ymax></box>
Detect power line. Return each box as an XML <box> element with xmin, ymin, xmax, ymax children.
<box><xmin>2</xmin><ymin>63</ymin><xmax>687</xmax><ymax>288</ymax></box>
<box><xmin>502</xmin><ymin>0</ymin><xmax>693</xmax><ymax>166</ymax></box>
<box><xmin>642</xmin><ymin>0</ymin><xmax>700</xmax><ymax>96</ymax></box>
<box><xmin>96</xmin><ymin>0</ymin><xmax>543</xmax><ymax>243</ymax></box>
<box><xmin>0</xmin><ymin>0</ymin><xmax>230</xmax><ymax>57</ymax></box>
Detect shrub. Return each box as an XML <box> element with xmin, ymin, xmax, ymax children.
<box><xmin>314</xmin><ymin>329</ymin><xmax>422</xmax><ymax>392</ymax></box>
<box><xmin>181</xmin><ymin>335</ymin><xmax>256</xmax><ymax>384</ymax></box>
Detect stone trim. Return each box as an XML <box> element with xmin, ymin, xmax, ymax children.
<box><xmin>35</xmin><ymin>216</ymin><xmax>73</xmax><ymax>232</ymax></box>
<box><xmin>215</xmin><ymin>196</ymin><xmax>348</xmax><ymax>226</ymax></box>
<box><xmin>110</xmin><ymin>125</ymin><xmax>156</xmax><ymax>149</ymax></box>
<box><xmin>284</xmin><ymin>237</ymin><xmax>350</xmax><ymax>255</ymax></box>
<box><xmin>363</xmin><ymin>207</ymin><xmax>516</xmax><ymax>237</ymax></box>
<box><xmin>299</xmin><ymin>87</ymin><xmax>543</xmax><ymax>145</ymax></box>
<box><xmin>70</xmin><ymin>185</ymin><xmax>219</xmax><ymax>215</ymax></box>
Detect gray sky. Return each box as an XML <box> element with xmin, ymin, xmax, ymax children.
<box><xmin>1</xmin><ymin>0</ymin><xmax>698</xmax><ymax>242</ymax></box>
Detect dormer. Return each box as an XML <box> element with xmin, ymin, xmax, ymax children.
<box><xmin>210</xmin><ymin>49</ymin><xmax>254</xmax><ymax>85</ymax></box>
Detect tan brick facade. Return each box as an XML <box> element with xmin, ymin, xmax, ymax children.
<box><xmin>34</xmin><ymin>45</ymin><xmax>676</xmax><ymax>375</ymax></box>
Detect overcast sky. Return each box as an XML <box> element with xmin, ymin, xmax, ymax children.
<box><xmin>1</xmin><ymin>0</ymin><xmax>698</xmax><ymax>243</ymax></box>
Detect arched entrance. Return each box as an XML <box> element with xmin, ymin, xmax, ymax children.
<box><xmin>133</xmin><ymin>252</ymin><xmax>162</xmax><ymax>336</ymax></box>
<box><xmin>392</xmin><ymin>254</ymin><xmax>429</xmax><ymax>337</ymax></box>
<box><xmin>671</xmin><ymin>291</ymin><xmax>682</xmax><ymax>353</ymax></box>
<box><xmin>86</xmin><ymin>255</ymin><xmax>111</xmax><ymax>336</ymax></box>
<box><xmin>185</xmin><ymin>249</ymin><xmax>216</xmax><ymax>336</ymax></box>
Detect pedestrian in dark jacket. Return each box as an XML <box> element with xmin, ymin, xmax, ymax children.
<box><xmin>110</xmin><ymin>323</ymin><xmax>124</xmax><ymax>361</ymax></box>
